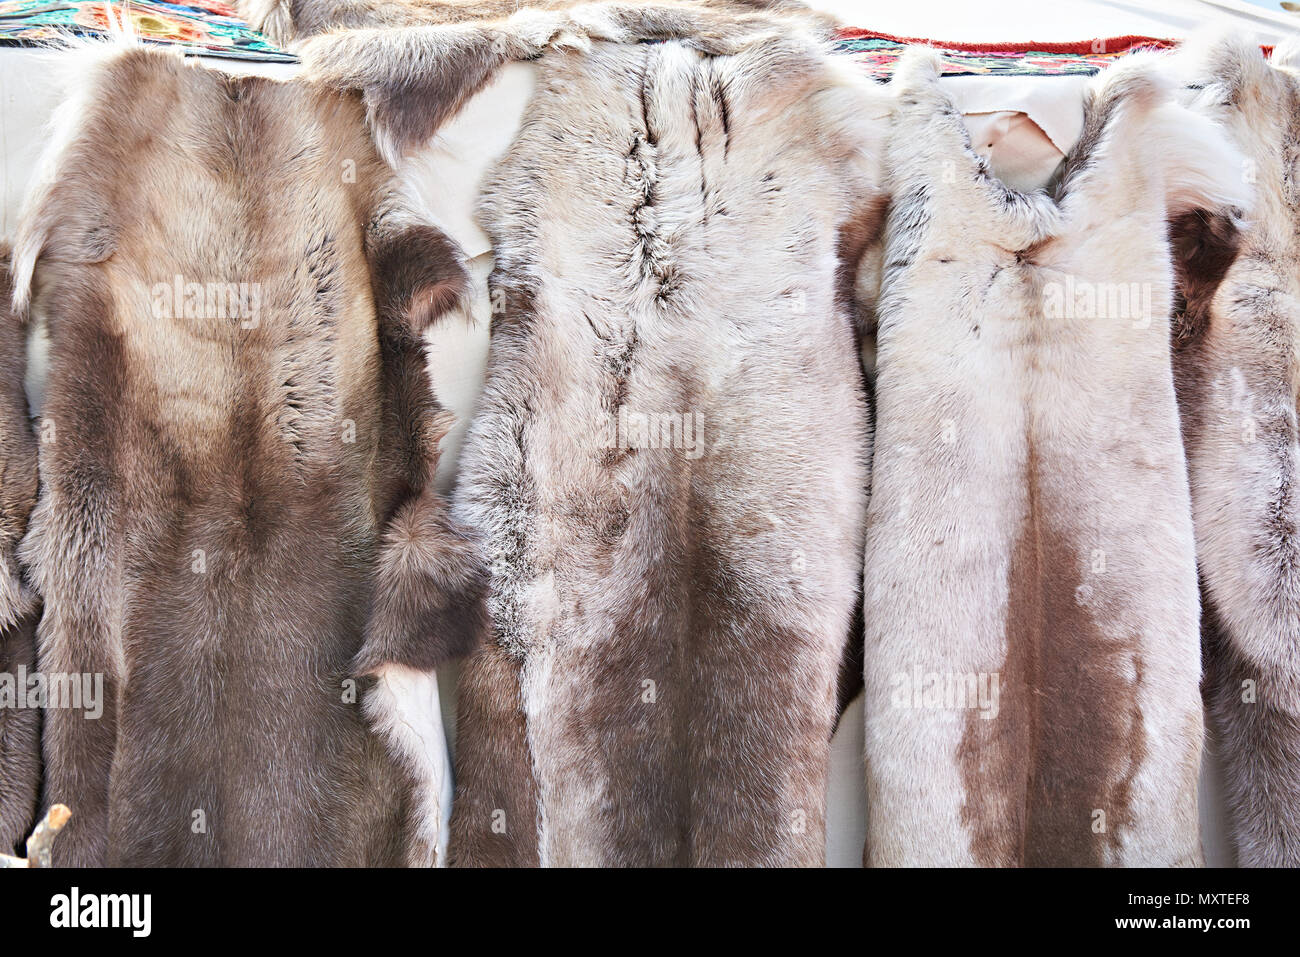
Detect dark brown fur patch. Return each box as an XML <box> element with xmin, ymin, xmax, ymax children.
<box><xmin>445</xmin><ymin>645</ymin><xmax>542</xmax><ymax>867</ymax></box>
<box><xmin>1169</xmin><ymin>209</ymin><xmax>1243</xmax><ymax>348</ymax></box>
<box><xmin>959</xmin><ymin>447</ymin><xmax>1149</xmax><ymax>867</ymax></box>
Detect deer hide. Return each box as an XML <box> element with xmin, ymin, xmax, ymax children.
<box><xmin>374</xmin><ymin>33</ymin><xmax>883</xmax><ymax>867</ymax></box>
<box><xmin>9</xmin><ymin>43</ymin><xmax>479</xmax><ymax>866</ymax></box>
<box><xmin>0</xmin><ymin>247</ymin><xmax>40</xmax><ymax>855</ymax></box>
<box><xmin>1170</xmin><ymin>34</ymin><xmax>1300</xmax><ymax>868</ymax></box>
<box><xmin>862</xmin><ymin>50</ymin><xmax>1251</xmax><ymax>867</ymax></box>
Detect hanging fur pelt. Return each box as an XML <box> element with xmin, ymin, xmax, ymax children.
<box><xmin>296</xmin><ymin>10</ymin><xmax>889</xmax><ymax>862</ymax></box>
<box><xmin>454</xmin><ymin>38</ymin><xmax>884</xmax><ymax>868</ymax></box>
<box><xmin>7</xmin><ymin>41</ymin><xmax>481</xmax><ymax>865</ymax></box>
<box><xmin>1169</xmin><ymin>34</ymin><xmax>1300</xmax><ymax>868</ymax></box>
<box><xmin>0</xmin><ymin>247</ymin><xmax>41</xmax><ymax>856</ymax></box>
<box><xmin>861</xmin><ymin>50</ymin><xmax>1252</xmax><ymax>867</ymax></box>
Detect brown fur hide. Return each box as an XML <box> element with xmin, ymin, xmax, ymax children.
<box><xmin>861</xmin><ymin>50</ymin><xmax>1251</xmax><ymax>866</ymax></box>
<box><xmin>1171</xmin><ymin>34</ymin><xmax>1300</xmax><ymax>868</ymax></box>
<box><xmin>0</xmin><ymin>247</ymin><xmax>41</xmax><ymax>855</ymax></box>
<box><xmin>8</xmin><ymin>43</ymin><xmax>479</xmax><ymax>865</ymax></box>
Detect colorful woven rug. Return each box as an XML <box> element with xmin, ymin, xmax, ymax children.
<box><xmin>0</xmin><ymin>0</ymin><xmax>294</xmax><ymax>60</ymax></box>
<box><xmin>835</xmin><ymin>29</ymin><xmax>1179</xmax><ymax>79</ymax></box>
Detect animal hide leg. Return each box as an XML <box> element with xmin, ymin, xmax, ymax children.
<box><xmin>358</xmin><ymin>219</ymin><xmax>486</xmax><ymax>865</ymax></box>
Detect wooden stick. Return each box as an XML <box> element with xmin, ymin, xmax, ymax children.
<box><xmin>27</xmin><ymin>805</ymin><xmax>71</xmax><ymax>868</ymax></box>
<box><xmin>0</xmin><ymin>805</ymin><xmax>72</xmax><ymax>868</ymax></box>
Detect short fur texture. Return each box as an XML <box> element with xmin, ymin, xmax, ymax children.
<box><xmin>0</xmin><ymin>247</ymin><xmax>41</xmax><ymax>855</ymax></box>
<box><xmin>1171</xmin><ymin>34</ymin><xmax>1300</xmax><ymax>867</ymax></box>
<box><xmin>9</xmin><ymin>44</ymin><xmax>478</xmax><ymax>865</ymax></box>
<box><xmin>862</xmin><ymin>50</ymin><xmax>1251</xmax><ymax>866</ymax></box>
<box><xmin>426</xmin><ymin>32</ymin><xmax>887</xmax><ymax>866</ymax></box>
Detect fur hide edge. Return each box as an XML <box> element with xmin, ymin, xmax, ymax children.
<box><xmin>1169</xmin><ymin>32</ymin><xmax>1300</xmax><ymax>867</ymax></box>
<box><xmin>364</xmin><ymin>663</ymin><xmax>455</xmax><ymax>866</ymax></box>
<box><xmin>0</xmin><ymin>616</ymin><xmax>39</xmax><ymax>856</ymax></box>
<box><xmin>360</xmin><ymin>216</ymin><xmax>488</xmax><ymax>675</ymax></box>
<box><xmin>238</xmin><ymin>0</ymin><xmax>835</xmax><ymax>49</ymax></box>
<box><xmin>360</xmin><ymin>213</ymin><xmax>487</xmax><ymax>866</ymax></box>
<box><xmin>0</xmin><ymin>248</ymin><xmax>41</xmax><ymax>855</ymax></box>
<box><xmin>292</xmin><ymin>0</ymin><xmax>834</xmax><ymax>164</ymax></box>
<box><xmin>355</xmin><ymin>487</ymin><xmax>489</xmax><ymax>674</ymax></box>
<box><xmin>0</xmin><ymin>250</ymin><xmax>38</xmax><ymax>632</ymax></box>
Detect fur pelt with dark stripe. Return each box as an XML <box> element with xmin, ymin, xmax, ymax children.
<box><xmin>0</xmin><ymin>248</ymin><xmax>40</xmax><ymax>855</ymax></box>
<box><xmin>8</xmin><ymin>43</ymin><xmax>478</xmax><ymax>865</ymax></box>
<box><xmin>1171</xmin><ymin>34</ymin><xmax>1300</xmax><ymax>868</ymax></box>
<box><xmin>430</xmin><ymin>34</ymin><xmax>884</xmax><ymax>867</ymax></box>
<box><xmin>861</xmin><ymin>50</ymin><xmax>1251</xmax><ymax>867</ymax></box>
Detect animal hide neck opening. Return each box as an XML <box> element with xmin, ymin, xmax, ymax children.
<box><xmin>238</xmin><ymin>0</ymin><xmax>836</xmax><ymax>49</ymax></box>
<box><xmin>262</xmin><ymin>0</ymin><xmax>835</xmax><ymax>169</ymax></box>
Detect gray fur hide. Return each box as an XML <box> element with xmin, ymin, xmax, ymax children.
<box><xmin>861</xmin><ymin>49</ymin><xmax>1251</xmax><ymax>867</ymax></box>
<box><xmin>1170</xmin><ymin>34</ymin><xmax>1300</xmax><ymax>868</ymax></box>
<box><xmin>274</xmin><ymin>0</ymin><xmax>889</xmax><ymax>867</ymax></box>
<box><xmin>434</xmin><ymin>34</ymin><xmax>885</xmax><ymax>867</ymax></box>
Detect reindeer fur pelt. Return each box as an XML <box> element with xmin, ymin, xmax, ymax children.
<box><xmin>861</xmin><ymin>50</ymin><xmax>1252</xmax><ymax>867</ymax></box>
<box><xmin>268</xmin><ymin>15</ymin><xmax>891</xmax><ymax>865</ymax></box>
<box><xmin>426</xmin><ymin>34</ymin><xmax>884</xmax><ymax>866</ymax></box>
<box><xmin>8</xmin><ymin>43</ymin><xmax>481</xmax><ymax>866</ymax></box>
<box><xmin>1169</xmin><ymin>35</ymin><xmax>1300</xmax><ymax>868</ymax></box>
<box><xmin>0</xmin><ymin>247</ymin><xmax>40</xmax><ymax>855</ymax></box>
